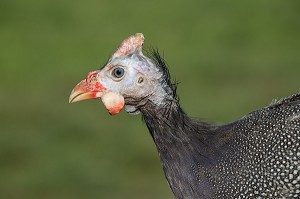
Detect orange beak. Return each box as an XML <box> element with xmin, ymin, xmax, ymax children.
<box><xmin>69</xmin><ymin>72</ymin><xmax>107</xmax><ymax>103</ymax></box>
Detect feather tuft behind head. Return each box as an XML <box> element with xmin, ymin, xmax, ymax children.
<box><xmin>145</xmin><ymin>48</ymin><xmax>179</xmax><ymax>101</ymax></box>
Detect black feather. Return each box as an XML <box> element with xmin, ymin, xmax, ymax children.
<box><xmin>145</xmin><ymin>48</ymin><xmax>179</xmax><ymax>100</ymax></box>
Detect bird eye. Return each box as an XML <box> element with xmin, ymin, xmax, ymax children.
<box><xmin>112</xmin><ymin>67</ymin><xmax>125</xmax><ymax>79</ymax></box>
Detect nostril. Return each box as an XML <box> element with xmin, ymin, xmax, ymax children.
<box><xmin>90</xmin><ymin>76</ymin><xmax>97</xmax><ymax>83</ymax></box>
<box><xmin>86</xmin><ymin>71</ymin><xmax>99</xmax><ymax>83</ymax></box>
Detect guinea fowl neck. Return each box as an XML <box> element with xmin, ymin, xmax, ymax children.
<box><xmin>141</xmin><ymin>100</ymin><xmax>189</xmax><ymax>143</ymax></box>
<box><xmin>141</xmin><ymin>99</ymin><xmax>213</xmax><ymax>152</ymax></box>
<box><xmin>136</xmin><ymin>51</ymin><xmax>227</xmax><ymax>198</ymax></box>
<box><xmin>140</xmin><ymin>99</ymin><xmax>218</xmax><ymax>198</ymax></box>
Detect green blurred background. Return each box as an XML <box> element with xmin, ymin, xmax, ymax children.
<box><xmin>1</xmin><ymin>0</ymin><xmax>300</xmax><ymax>198</ymax></box>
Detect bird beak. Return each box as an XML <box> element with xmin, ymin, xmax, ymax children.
<box><xmin>69</xmin><ymin>82</ymin><xmax>101</xmax><ymax>103</ymax></box>
<box><xmin>69</xmin><ymin>73</ymin><xmax>107</xmax><ymax>103</ymax></box>
<box><xmin>69</xmin><ymin>71</ymin><xmax>124</xmax><ymax>115</ymax></box>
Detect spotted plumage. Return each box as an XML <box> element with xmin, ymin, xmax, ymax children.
<box><xmin>206</xmin><ymin>94</ymin><xmax>300</xmax><ymax>198</ymax></box>
<box><xmin>140</xmin><ymin>91</ymin><xmax>300</xmax><ymax>198</ymax></box>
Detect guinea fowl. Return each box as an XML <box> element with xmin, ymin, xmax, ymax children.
<box><xmin>69</xmin><ymin>33</ymin><xmax>300</xmax><ymax>198</ymax></box>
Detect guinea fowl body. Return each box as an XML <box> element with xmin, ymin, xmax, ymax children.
<box><xmin>70</xmin><ymin>33</ymin><xmax>300</xmax><ymax>199</ymax></box>
<box><xmin>142</xmin><ymin>93</ymin><xmax>300</xmax><ymax>198</ymax></box>
<box><xmin>140</xmin><ymin>49</ymin><xmax>300</xmax><ymax>198</ymax></box>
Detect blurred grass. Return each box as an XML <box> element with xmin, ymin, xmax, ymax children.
<box><xmin>0</xmin><ymin>0</ymin><xmax>300</xmax><ymax>198</ymax></box>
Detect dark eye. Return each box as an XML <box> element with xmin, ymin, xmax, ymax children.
<box><xmin>112</xmin><ymin>67</ymin><xmax>125</xmax><ymax>78</ymax></box>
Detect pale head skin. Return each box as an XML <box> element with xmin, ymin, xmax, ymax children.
<box><xmin>69</xmin><ymin>33</ymin><xmax>168</xmax><ymax>115</ymax></box>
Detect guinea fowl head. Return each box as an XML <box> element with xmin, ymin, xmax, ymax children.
<box><xmin>69</xmin><ymin>33</ymin><xmax>176</xmax><ymax>115</ymax></box>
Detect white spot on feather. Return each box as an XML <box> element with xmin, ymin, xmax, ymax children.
<box><xmin>287</xmin><ymin>113</ymin><xmax>300</xmax><ymax>122</ymax></box>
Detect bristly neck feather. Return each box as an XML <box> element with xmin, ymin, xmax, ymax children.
<box><xmin>141</xmin><ymin>48</ymin><xmax>214</xmax><ymax>144</ymax></box>
<box><xmin>140</xmin><ymin>49</ymin><xmax>219</xmax><ymax>198</ymax></box>
<box><xmin>145</xmin><ymin>48</ymin><xmax>179</xmax><ymax>101</ymax></box>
